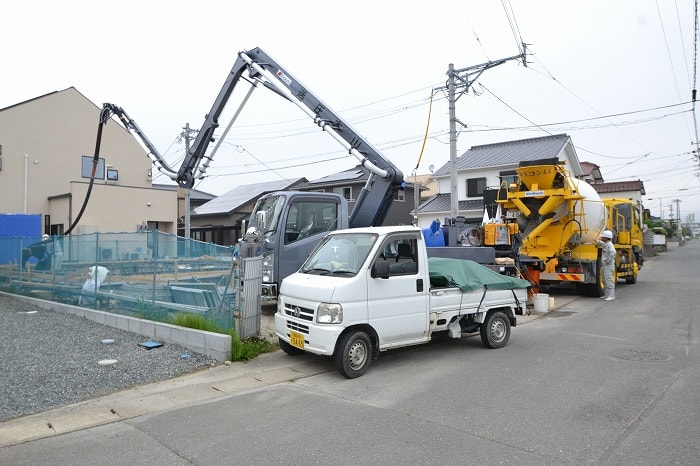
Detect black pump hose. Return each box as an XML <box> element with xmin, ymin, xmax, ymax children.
<box><xmin>64</xmin><ymin>108</ymin><xmax>110</xmax><ymax>235</ymax></box>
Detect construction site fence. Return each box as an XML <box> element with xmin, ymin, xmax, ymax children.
<box><xmin>0</xmin><ymin>230</ymin><xmax>262</xmax><ymax>339</ymax></box>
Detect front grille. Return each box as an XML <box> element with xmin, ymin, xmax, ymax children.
<box><xmin>283</xmin><ymin>303</ymin><xmax>314</xmax><ymax>322</ymax></box>
<box><xmin>287</xmin><ymin>321</ymin><xmax>309</xmax><ymax>334</ymax></box>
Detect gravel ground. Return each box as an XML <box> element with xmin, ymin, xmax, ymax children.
<box><xmin>0</xmin><ymin>295</ymin><xmax>218</xmax><ymax>422</ymax></box>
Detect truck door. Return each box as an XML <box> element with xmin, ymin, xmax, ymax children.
<box><xmin>367</xmin><ymin>233</ymin><xmax>429</xmax><ymax>347</ymax></box>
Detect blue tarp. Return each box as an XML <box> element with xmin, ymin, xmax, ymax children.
<box><xmin>0</xmin><ymin>214</ymin><xmax>42</xmax><ymax>264</ymax></box>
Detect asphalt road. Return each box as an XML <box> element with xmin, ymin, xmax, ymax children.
<box><xmin>1</xmin><ymin>241</ymin><xmax>698</xmax><ymax>465</ymax></box>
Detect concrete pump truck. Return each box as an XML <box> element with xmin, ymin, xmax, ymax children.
<box><xmin>92</xmin><ymin>48</ymin><xmax>405</xmax><ymax>301</ymax></box>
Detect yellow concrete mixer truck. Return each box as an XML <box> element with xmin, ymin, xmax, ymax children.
<box><xmin>492</xmin><ymin>158</ymin><xmax>610</xmax><ymax>297</ymax></box>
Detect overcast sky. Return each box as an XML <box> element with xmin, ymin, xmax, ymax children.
<box><xmin>2</xmin><ymin>0</ymin><xmax>698</xmax><ymax>221</ymax></box>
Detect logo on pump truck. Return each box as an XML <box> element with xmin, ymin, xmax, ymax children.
<box><xmin>276</xmin><ymin>70</ymin><xmax>292</xmax><ymax>86</ymax></box>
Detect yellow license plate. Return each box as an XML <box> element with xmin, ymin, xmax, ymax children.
<box><xmin>289</xmin><ymin>331</ymin><xmax>305</xmax><ymax>350</ymax></box>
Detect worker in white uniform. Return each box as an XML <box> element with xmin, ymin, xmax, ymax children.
<box><xmin>598</xmin><ymin>230</ymin><xmax>617</xmax><ymax>301</ymax></box>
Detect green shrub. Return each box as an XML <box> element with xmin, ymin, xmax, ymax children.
<box><xmin>172</xmin><ymin>313</ymin><xmax>275</xmax><ymax>362</ymax></box>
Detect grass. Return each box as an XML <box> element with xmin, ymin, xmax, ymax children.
<box><xmin>170</xmin><ymin>313</ymin><xmax>275</xmax><ymax>362</ymax></box>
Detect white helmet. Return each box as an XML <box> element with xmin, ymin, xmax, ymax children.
<box><xmin>601</xmin><ymin>230</ymin><xmax>613</xmax><ymax>239</ymax></box>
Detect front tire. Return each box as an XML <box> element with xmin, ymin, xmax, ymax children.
<box><xmin>587</xmin><ymin>259</ymin><xmax>605</xmax><ymax>297</ymax></box>
<box><xmin>625</xmin><ymin>259</ymin><xmax>638</xmax><ymax>284</ymax></box>
<box><xmin>279</xmin><ymin>338</ymin><xmax>305</xmax><ymax>356</ymax></box>
<box><xmin>480</xmin><ymin>311</ymin><xmax>511</xmax><ymax>349</ymax></box>
<box><xmin>335</xmin><ymin>331</ymin><xmax>372</xmax><ymax>378</ymax></box>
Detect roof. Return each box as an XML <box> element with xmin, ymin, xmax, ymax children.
<box><xmin>593</xmin><ymin>180</ymin><xmax>646</xmax><ymax>195</ymax></box>
<box><xmin>417</xmin><ymin>193</ymin><xmax>484</xmax><ymax>214</ymax></box>
<box><xmin>433</xmin><ymin>134</ymin><xmax>574</xmax><ymax>176</ymax></box>
<box><xmin>152</xmin><ymin>184</ymin><xmax>216</xmax><ymax>202</ymax></box>
<box><xmin>305</xmin><ymin>166</ymin><xmax>368</xmax><ymax>186</ymax></box>
<box><xmin>579</xmin><ymin>161</ymin><xmax>599</xmax><ymax>177</ymax></box>
<box><xmin>193</xmin><ymin>178</ymin><xmax>306</xmax><ymax>216</ymax></box>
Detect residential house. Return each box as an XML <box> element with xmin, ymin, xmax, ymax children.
<box><xmin>0</xmin><ymin>88</ymin><xmax>177</xmax><ymax>235</ymax></box>
<box><xmin>152</xmin><ymin>184</ymin><xmax>216</xmax><ymax>235</ymax></box>
<box><xmin>580</xmin><ymin>162</ymin><xmax>646</xmax><ymax>207</ymax></box>
<box><xmin>418</xmin><ymin>134</ymin><xmax>583</xmax><ymax>228</ymax></box>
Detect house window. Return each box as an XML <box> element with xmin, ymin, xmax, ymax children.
<box><xmin>332</xmin><ymin>186</ymin><xmax>352</xmax><ymax>201</ymax></box>
<box><xmin>81</xmin><ymin>156</ymin><xmax>105</xmax><ymax>179</ymax></box>
<box><xmin>107</xmin><ymin>169</ymin><xmax>119</xmax><ymax>181</ymax></box>
<box><xmin>466</xmin><ymin>177</ymin><xmax>487</xmax><ymax>197</ymax></box>
<box><xmin>393</xmin><ymin>189</ymin><xmax>405</xmax><ymax>202</ymax></box>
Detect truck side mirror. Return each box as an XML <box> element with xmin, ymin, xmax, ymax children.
<box><xmin>372</xmin><ymin>261</ymin><xmax>390</xmax><ymax>279</ymax></box>
<box><xmin>256</xmin><ymin>211</ymin><xmax>267</xmax><ymax>231</ymax></box>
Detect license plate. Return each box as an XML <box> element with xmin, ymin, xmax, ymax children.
<box><xmin>289</xmin><ymin>330</ymin><xmax>305</xmax><ymax>350</ymax></box>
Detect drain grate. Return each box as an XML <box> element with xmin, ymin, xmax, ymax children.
<box><xmin>612</xmin><ymin>349</ymin><xmax>672</xmax><ymax>362</ymax></box>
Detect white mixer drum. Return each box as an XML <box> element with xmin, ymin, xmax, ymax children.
<box><xmin>550</xmin><ymin>177</ymin><xmax>606</xmax><ymax>243</ymax></box>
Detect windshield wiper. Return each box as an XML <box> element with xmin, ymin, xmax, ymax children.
<box><xmin>304</xmin><ymin>267</ymin><xmax>331</xmax><ymax>275</ymax></box>
<box><xmin>331</xmin><ymin>269</ymin><xmax>356</xmax><ymax>276</ymax></box>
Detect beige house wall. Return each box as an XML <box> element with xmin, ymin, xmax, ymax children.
<box><xmin>0</xmin><ymin>88</ymin><xmax>176</xmax><ymax>234</ymax></box>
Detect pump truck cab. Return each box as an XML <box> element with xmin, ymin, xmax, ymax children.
<box><xmin>275</xmin><ymin>226</ymin><xmax>530</xmax><ymax>378</ymax></box>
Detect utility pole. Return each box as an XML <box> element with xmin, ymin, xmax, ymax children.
<box><xmin>180</xmin><ymin>123</ymin><xmax>198</xmax><ymax>253</ymax></box>
<box><xmin>441</xmin><ymin>47</ymin><xmax>527</xmax><ymax>220</ymax></box>
<box><xmin>674</xmin><ymin>198</ymin><xmax>682</xmax><ymax>242</ymax></box>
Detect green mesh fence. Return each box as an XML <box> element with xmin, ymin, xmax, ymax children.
<box><xmin>0</xmin><ymin>231</ymin><xmax>242</xmax><ymax>332</ymax></box>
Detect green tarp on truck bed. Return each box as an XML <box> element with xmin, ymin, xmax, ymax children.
<box><xmin>428</xmin><ymin>257</ymin><xmax>531</xmax><ymax>292</ymax></box>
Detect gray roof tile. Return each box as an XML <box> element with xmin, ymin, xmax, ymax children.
<box><xmin>433</xmin><ymin>134</ymin><xmax>571</xmax><ymax>176</ymax></box>
<box><xmin>193</xmin><ymin>178</ymin><xmax>306</xmax><ymax>215</ymax></box>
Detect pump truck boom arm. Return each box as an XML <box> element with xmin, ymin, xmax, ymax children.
<box><xmin>99</xmin><ymin>47</ymin><xmax>403</xmax><ymax>226</ymax></box>
<box><xmin>176</xmin><ymin>47</ymin><xmax>404</xmax><ymax>225</ymax></box>
<box><xmin>98</xmin><ymin>103</ymin><xmax>180</xmax><ymax>180</ymax></box>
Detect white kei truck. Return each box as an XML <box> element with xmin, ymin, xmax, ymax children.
<box><xmin>274</xmin><ymin>226</ymin><xmax>531</xmax><ymax>378</ymax></box>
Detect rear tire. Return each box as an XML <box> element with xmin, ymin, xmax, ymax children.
<box><xmin>480</xmin><ymin>311</ymin><xmax>511</xmax><ymax>349</ymax></box>
<box><xmin>335</xmin><ymin>331</ymin><xmax>372</xmax><ymax>378</ymax></box>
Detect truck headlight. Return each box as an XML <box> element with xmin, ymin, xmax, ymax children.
<box><xmin>262</xmin><ymin>254</ymin><xmax>274</xmax><ymax>283</ymax></box>
<box><xmin>317</xmin><ymin>302</ymin><xmax>343</xmax><ymax>324</ymax></box>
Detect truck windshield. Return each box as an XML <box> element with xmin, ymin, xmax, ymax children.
<box><xmin>249</xmin><ymin>195</ymin><xmax>285</xmax><ymax>236</ymax></box>
<box><xmin>301</xmin><ymin>232</ymin><xmax>378</xmax><ymax>276</ymax></box>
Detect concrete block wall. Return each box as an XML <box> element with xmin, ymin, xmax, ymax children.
<box><xmin>1</xmin><ymin>292</ymin><xmax>231</xmax><ymax>361</ymax></box>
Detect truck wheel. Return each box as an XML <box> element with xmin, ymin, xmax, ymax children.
<box><xmin>279</xmin><ymin>338</ymin><xmax>305</xmax><ymax>356</ymax></box>
<box><xmin>625</xmin><ymin>261</ymin><xmax>638</xmax><ymax>284</ymax></box>
<box><xmin>588</xmin><ymin>260</ymin><xmax>605</xmax><ymax>297</ymax></box>
<box><xmin>335</xmin><ymin>331</ymin><xmax>372</xmax><ymax>378</ymax></box>
<box><xmin>480</xmin><ymin>311</ymin><xmax>510</xmax><ymax>349</ymax></box>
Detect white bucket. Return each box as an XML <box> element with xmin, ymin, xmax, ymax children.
<box><xmin>533</xmin><ymin>293</ymin><xmax>549</xmax><ymax>313</ymax></box>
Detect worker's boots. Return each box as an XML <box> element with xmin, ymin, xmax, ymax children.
<box><xmin>604</xmin><ymin>289</ymin><xmax>615</xmax><ymax>301</ymax></box>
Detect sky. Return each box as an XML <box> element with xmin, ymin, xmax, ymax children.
<box><xmin>2</xmin><ymin>0</ymin><xmax>699</xmax><ymax>222</ymax></box>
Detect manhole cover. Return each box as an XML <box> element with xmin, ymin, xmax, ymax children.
<box><xmin>612</xmin><ymin>349</ymin><xmax>672</xmax><ymax>362</ymax></box>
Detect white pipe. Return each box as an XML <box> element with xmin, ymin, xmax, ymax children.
<box><xmin>24</xmin><ymin>154</ymin><xmax>28</xmax><ymax>214</ymax></box>
<box><xmin>239</xmin><ymin>52</ymin><xmax>389</xmax><ymax>179</ymax></box>
<box><xmin>200</xmin><ymin>83</ymin><xmax>257</xmax><ymax>179</ymax></box>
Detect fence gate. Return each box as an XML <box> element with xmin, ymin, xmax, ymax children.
<box><xmin>236</xmin><ymin>256</ymin><xmax>262</xmax><ymax>339</ymax></box>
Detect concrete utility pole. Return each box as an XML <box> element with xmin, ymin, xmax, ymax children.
<box><xmin>180</xmin><ymin>123</ymin><xmax>198</xmax><ymax>251</ymax></box>
<box><xmin>674</xmin><ymin>198</ymin><xmax>682</xmax><ymax>241</ymax></box>
<box><xmin>442</xmin><ymin>48</ymin><xmax>527</xmax><ymax>220</ymax></box>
